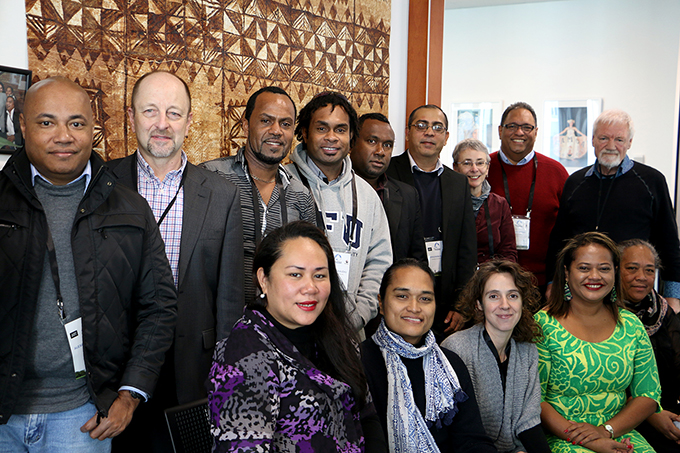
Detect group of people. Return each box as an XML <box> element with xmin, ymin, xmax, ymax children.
<box><xmin>0</xmin><ymin>69</ymin><xmax>678</xmax><ymax>453</ymax></box>
<box><xmin>0</xmin><ymin>81</ymin><xmax>22</xmax><ymax>148</ymax></box>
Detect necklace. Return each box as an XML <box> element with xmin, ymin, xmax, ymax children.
<box><xmin>250</xmin><ymin>173</ymin><xmax>275</xmax><ymax>184</ymax></box>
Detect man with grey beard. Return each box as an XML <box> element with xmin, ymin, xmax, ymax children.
<box><xmin>109</xmin><ymin>70</ymin><xmax>244</xmax><ymax>452</ymax></box>
<box><xmin>546</xmin><ymin>109</ymin><xmax>680</xmax><ymax>313</ymax></box>
<box><xmin>202</xmin><ymin>86</ymin><xmax>316</xmax><ymax>304</ymax></box>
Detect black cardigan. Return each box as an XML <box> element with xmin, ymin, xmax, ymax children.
<box><xmin>361</xmin><ymin>338</ymin><xmax>498</xmax><ymax>453</ymax></box>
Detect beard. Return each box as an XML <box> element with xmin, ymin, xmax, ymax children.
<box><xmin>248</xmin><ymin>139</ymin><xmax>287</xmax><ymax>165</ymax></box>
<box><xmin>598</xmin><ymin>151</ymin><xmax>622</xmax><ymax>169</ymax></box>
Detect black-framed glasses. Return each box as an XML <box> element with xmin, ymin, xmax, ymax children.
<box><xmin>455</xmin><ymin>159</ymin><xmax>490</xmax><ymax>169</ymax></box>
<box><xmin>502</xmin><ymin>123</ymin><xmax>535</xmax><ymax>133</ymax></box>
<box><xmin>410</xmin><ymin>121</ymin><xmax>447</xmax><ymax>134</ymax></box>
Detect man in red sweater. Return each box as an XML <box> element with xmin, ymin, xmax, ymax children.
<box><xmin>486</xmin><ymin>102</ymin><xmax>568</xmax><ymax>292</ymax></box>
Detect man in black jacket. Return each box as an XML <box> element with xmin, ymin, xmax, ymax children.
<box><xmin>386</xmin><ymin>105</ymin><xmax>476</xmax><ymax>338</ymax></box>
<box><xmin>0</xmin><ymin>76</ymin><xmax>177</xmax><ymax>452</ymax></box>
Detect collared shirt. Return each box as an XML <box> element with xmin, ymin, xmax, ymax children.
<box><xmin>585</xmin><ymin>155</ymin><xmax>634</xmax><ymax>178</ymax></box>
<box><xmin>136</xmin><ymin>151</ymin><xmax>186</xmax><ymax>288</ymax></box>
<box><xmin>375</xmin><ymin>173</ymin><xmax>388</xmax><ymax>202</ymax></box>
<box><xmin>30</xmin><ymin>161</ymin><xmax>92</xmax><ymax>193</ymax></box>
<box><xmin>498</xmin><ymin>149</ymin><xmax>535</xmax><ymax>166</ymax></box>
<box><xmin>306</xmin><ymin>155</ymin><xmax>346</xmax><ymax>184</ymax></box>
<box><xmin>407</xmin><ymin>150</ymin><xmax>444</xmax><ymax>176</ymax></box>
<box><xmin>6</xmin><ymin>109</ymin><xmax>15</xmax><ymax>136</ymax></box>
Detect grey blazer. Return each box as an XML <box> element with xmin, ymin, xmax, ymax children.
<box><xmin>109</xmin><ymin>153</ymin><xmax>244</xmax><ymax>404</ymax></box>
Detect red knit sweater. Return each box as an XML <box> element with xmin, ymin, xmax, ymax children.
<box><xmin>487</xmin><ymin>152</ymin><xmax>568</xmax><ymax>285</ymax></box>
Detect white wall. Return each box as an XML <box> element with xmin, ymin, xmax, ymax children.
<box><xmin>0</xmin><ymin>0</ymin><xmax>28</xmax><ymax>169</ymax></box>
<box><xmin>389</xmin><ymin>1</ymin><xmax>410</xmax><ymax>156</ymax></box>
<box><xmin>441</xmin><ymin>0</ymin><xmax>680</xmax><ymax>191</ymax></box>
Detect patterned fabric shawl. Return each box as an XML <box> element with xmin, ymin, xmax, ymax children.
<box><xmin>207</xmin><ymin>308</ymin><xmax>365</xmax><ymax>453</ymax></box>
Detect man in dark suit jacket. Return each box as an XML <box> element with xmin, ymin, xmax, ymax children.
<box><xmin>386</xmin><ymin>105</ymin><xmax>476</xmax><ymax>339</ymax></box>
<box><xmin>109</xmin><ymin>71</ymin><xmax>244</xmax><ymax>452</ymax></box>
<box><xmin>350</xmin><ymin>112</ymin><xmax>427</xmax><ymax>263</ymax></box>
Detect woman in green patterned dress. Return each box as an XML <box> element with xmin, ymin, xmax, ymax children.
<box><xmin>536</xmin><ymin>232</ymin><xmax>661</xmax><ymax>453</ymax></box>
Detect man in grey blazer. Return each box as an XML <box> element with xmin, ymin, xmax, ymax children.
<box><xmin>108</xmin><ymin>71</ymin><xmax>244</xmax><ymax>452</ymax></box>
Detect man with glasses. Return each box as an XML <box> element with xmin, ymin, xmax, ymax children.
<box><xmin>487</xmin><ymin>102</ymin><xmax>568</xmax><ymax>294</ymax></box>
<box><xmin>386</xmin><ymin>104</ymin><xmax>476</xmax><ymax>338</ymax></box>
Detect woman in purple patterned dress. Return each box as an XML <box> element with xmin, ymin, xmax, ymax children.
<box><xmin>207</xmin><ymin>221</ymin><xmax>386</xmax><ymax>452</ymax></box>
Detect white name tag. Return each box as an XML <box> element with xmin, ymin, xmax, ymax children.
<box><xmin>512</xmin><ymin>216</ymin><xmax>530</xmax><ymax>251</ymax></box>
<box><xmin>334</xmin><ymin>252</ymin><xmax>352</xmax><ymax>290</ymax></box>
<box><xmin>64</xmin><ymin>317</ymin><xmax>86</xmax><ymax>379</ymax></box>
<box><xmin>425</xmin><ymin>240</ymin><xmax>443</xmax><ymax>274</ymax></box>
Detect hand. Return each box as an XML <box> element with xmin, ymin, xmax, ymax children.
<box><xmin>80</xmin><ymin>390</ymin><xmax>140</xmax><ymax>440</ymax></box>
<box><xmin>565</xmin><ymin>421</ymin><xmax>607</xmax><ymax>446</ymax></box>
<box><xmin>444</xmin><ymin>310</ymin><xmax>464</xmax><ymax>334</ymax></box>
<box><xmin>665</xmin><ymin>297</ymin><xmax>680</xmax><ymax>314</ymax></box>
<box><xmin>647</xmin><ymin>410</ymin><xmax>680</xmax><ymax>443</ymax></box>
<box><xmin>584</xmin><ymin>437</ymin><xmax>633</xmax><ymax>453</ymax></box>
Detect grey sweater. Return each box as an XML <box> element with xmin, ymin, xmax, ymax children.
<box><xmin>442</xmin><ymin>323</ymin><xmax>542</xmax><ymax>453</ymax></box>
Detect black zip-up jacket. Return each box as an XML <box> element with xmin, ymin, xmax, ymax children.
<box><xmin>0</xmin><ymin>149</ymin><xmax>177</xmax><ymax>423</ymax></box>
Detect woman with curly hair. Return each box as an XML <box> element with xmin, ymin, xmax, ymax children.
<box><xmin>442</xmin><ymin>260</ymin><xmax>550</xmax><ymax>453</ymax></box>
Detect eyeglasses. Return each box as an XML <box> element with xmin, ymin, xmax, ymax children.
<box><xmin>456</xmin><ymin>159</ymin><xmax>490</xmax><ymax>169</ymax></box>
<box><xmin>502</xmin><ymin>123</ymin><xmax>535</xmax><ymax>133</ymax></box>
<box><xmin>410</xmin><ymin>121</ymin><xmax>447</xmax><ymax>134</ymax></box>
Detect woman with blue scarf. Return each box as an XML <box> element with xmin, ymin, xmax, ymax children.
<box><xmin>361</xmin><ymin>258</ymin><xmax>497</xmax><ymax>452</ymax></box>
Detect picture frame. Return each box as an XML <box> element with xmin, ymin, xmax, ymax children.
<box><xmin>0</xmin><ymin>65</ymin><xmax>32</xmax><ymax>155</ymax></box>
<box><xmin>542</xmin><ymin>99</ymin><xmax>602</xmax><ymax>173</ymax></box>
<box><xmin>442</xmin><ymin>101</ymin><xmax>503</xmax><ymax>169</ymax></box>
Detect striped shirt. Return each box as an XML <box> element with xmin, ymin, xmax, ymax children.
<box><xmin>201</xmin><ymin>148</ymin><xmax>316</xmax><ymax>303</ymax></box>
<box><xmin>136</xmin><ymin>151</ymin><xmax>187</xmax><ymax>288</ymax></box>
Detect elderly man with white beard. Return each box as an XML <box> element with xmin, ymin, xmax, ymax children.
<box><xmin>546</xmin><ymin>109</ymin><xmax>680</xmax><ymax>313</ymax></box>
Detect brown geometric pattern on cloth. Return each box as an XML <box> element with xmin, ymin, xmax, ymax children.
<box><xmin>26</xmin><ymin>0</ymin><xmax>391</xmax><ymax>163</ymax></box>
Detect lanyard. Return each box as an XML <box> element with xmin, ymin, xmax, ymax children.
<box><xmin>156</xmin><ymin>169</ymin><xmax>187</xmax><ymax>227</ymax></box>
<box><xmin>294</xmin><ymin>163</ymin><xmax>358</xmax><ymax>248</ymax></box>
<box><xmin>131</xmin><ymin>153</ymin><xmax>187</xmax><ymax>227</ymax></box>
<box><xmin>499</xmin><ymin>153</ymin><xmax>537</xmax><ymax>217</ymax></box>
<box><xmin>483</xmin><ymin>198</ymin><xmax>494</xmax><ymax>258</ymax></box>
<box><xmin>595</xmin><ymin>174</ymin><xmax>616</xmax><ymax>231</ymax></box>
<box><xmin>45</xmin><ymin>226</ymin><xmax>66</xmax><ymax>322</ymax></box>
<box><xmin>248</xmin><ymin>169</ymin><xmax>287</xmax><ymax>245</ymax></box>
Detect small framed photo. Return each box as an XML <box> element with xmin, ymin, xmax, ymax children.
<box><xmin>0</xmin><ymin>65</ymin><xmax>32</xmax><ymax>155</ymax></box>
<box><xmin>443</xmin><ymin>102</ymin><xmax>503</xmax><ymax>168</ymax></box>
<box><xmin>542</xmin><ymin>99</ymin><xmax>602</xmax><ymax>173</ymax></box>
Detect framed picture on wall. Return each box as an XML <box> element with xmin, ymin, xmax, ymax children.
<box><xmin>542</xmin><ymin>99</ymin><xmax>602</xmax><ymax>173</ymax></box>
<box><xmin>0</xmin><ymin>65</ymin><xmax>32</xmax><ymax>155</ymax></box>
<box><xmin>442</xmin><ymin>102</ymin><xmax>502</xmax><ymax>168</ymax></box>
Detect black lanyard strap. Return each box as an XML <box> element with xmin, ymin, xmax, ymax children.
<box><xmin>45</xmin><ymin>226</ymin><xmax>65</xmax><ymax>321</ymax></box>
<box><xmin>293</xmin><ymin>162</ymin><xmax>357</xmax><ymax>248</ymax></box>
<box><xmin>595</xmin><ymin>174</ymin><xmax>616</xmax><ymax>231</ymax></box>
<box><xmin>157</xmin><ymin>169</ymin><xmax>187</xmax><ymax>227</ymax></box>
<box><xmin>248</xmin><ymin>168</ymin><xmax>287</xmax><ymax>245</ymax></box>
<box><xmin>499</xmin><ymin>153</ymin><xmax>537</xmax><ymax>217</ymax></box>
<box><xmin>483</xmin><ymin>198</ymin><xmax>494</xmax><ymax>258</ymax></box>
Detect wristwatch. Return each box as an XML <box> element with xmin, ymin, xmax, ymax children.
<box><xmin>602</xmin><ymin>424</ymin><xmax>614</xmax><ymax>438</ymax></box>
<box><xmin>128</xmin><ymin>390</ymin><xmax>144</xmax><ymax>401</ymax></box>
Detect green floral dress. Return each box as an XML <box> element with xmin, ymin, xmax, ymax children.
<box><xmin>535</xmin><ymin>309</ymin><xmax>661</xmax><ymax>453</ymax></box>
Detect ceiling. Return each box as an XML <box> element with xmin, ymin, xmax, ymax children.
<box><xmin>445</xmin><ymin>0</ymin><xmax>561</xmax><ymax>9</ymax></box>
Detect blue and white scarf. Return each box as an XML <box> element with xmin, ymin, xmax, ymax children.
<box><xmin>372</xmin><ymin>320</ymin><xmax>467</xmax><ymax>453</ymax></box>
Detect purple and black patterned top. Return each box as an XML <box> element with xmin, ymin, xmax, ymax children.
<box><xmin>208</xmin><ymin>308</ymin><xmax>367</xmax><ymax>452</ymax></box>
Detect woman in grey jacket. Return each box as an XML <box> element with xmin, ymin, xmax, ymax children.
<box><xmin>442</xmin><ymin>260</ymin><xmax>551</xmax><ymax>453</ymax></box>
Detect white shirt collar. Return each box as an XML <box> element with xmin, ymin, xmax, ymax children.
<box><xmin>407</xmin><ymin>150</ymin><xmax>444</xmax><ymax>175</ymax></box>
<box><xmin>31</xmin><ymin>160</ymin><xmax>92</xmax><ymax>193</ymax></box>
<box><xmin>498</xmin><ymin>149</ymin><xmax>535</xmax><ymax>166</ymax></box>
